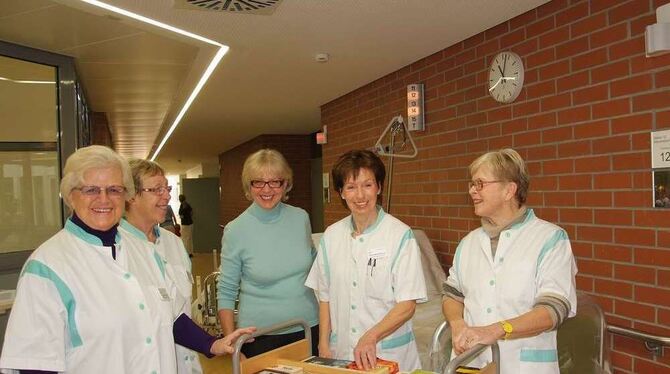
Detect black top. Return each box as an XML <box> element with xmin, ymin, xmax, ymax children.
<box><xmin>179</xmin><ymin>201</ymin><xmax>193</xmax><ymax>225</ymax></box>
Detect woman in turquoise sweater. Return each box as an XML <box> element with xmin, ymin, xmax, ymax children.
<box><xmin>217</xmin><ymin>149</ymin><xmax>319</xmax><ymax>357</ymax></box>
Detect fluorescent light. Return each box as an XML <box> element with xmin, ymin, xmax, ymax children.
<box><xmin>0</xmin><ymin>76</ymin><xmax>55</xmax><ymax>84</ymax></box>
<box><xmin>78</xmin><ymin>0</ymin><xmax>229</xmax><ymax>160</ymax></box>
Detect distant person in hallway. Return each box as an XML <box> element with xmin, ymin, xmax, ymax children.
<box><xmin>442</xmin><ymin>148</ymin><xmax>578</xmax><ymax>374</ymax></box>
<box><xmin>179</xmin><ymin>194</ymin><xmax>194</xmax><ymax>256</ymax></box>
<box><xmin>0</xmin><ymin>145</ymin><xmax>253</xmax><ymax>374</ymax></box>
<box><xmin>217</xmin><ymin>148</ymin><xmax>319</xmax><ymax>358</ymax></box>
<box><xmin>305</xmin><ymin>149</ymin><xmax>427</xmax><ymax>372</ymax></box>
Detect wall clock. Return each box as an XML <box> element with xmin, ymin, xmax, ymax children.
<box><xmin>488</xmin><ymin>51</ymin><xmax>524</xmax><ymax>103</ymax></box>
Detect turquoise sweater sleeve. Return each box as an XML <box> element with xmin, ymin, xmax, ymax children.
<box><xmin>216</xmin><ymin>203</ymin><xmax>319</xmax><ymax>331</ymax></box>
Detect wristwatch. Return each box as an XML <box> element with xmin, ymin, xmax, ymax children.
<box><xmin>500</xmin><ymin>321</ymin><xmax>513</xmax><ymax>340</ymax></box>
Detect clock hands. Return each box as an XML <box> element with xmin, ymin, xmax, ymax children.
<box><xmin>489</xmin><ymin>76</ymin><xmax>517</xmax><ymax>92</ymax></box>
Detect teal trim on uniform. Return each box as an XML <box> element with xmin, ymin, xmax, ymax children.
<box><xmin>509</xmin><ymin>208</ymin><xmax>534</xmax><ymax>230</ymax></box>
<box><xmin>320</xmin><ymin>236</ymin><xmax>331</xmax><ymax>284</ymax></box>
<box><xmin>329</xmin><ymin>332</ymin><xmax>337</xmax><ymax>344</ymax></box>
<box><xmin>536</xmin><ymin>230</ymin><xmax>567</xmax><ymax>273</ymax></box>
<box><xmin>520</xmin><ymin>348</ymin><xmax>558</xmax><ymax>362</ymax></box>
<box><xmin>65</xmin><ymin>219</ymin><xmax>102</xmax><ymax>246</ymax></box>
<box><xmin>363</xmin><ymin>206</ymin><xmax>385</xmax><ymax>234</ymax></box>
<box><xmin>22</xmin><ymin>259</ymin><xmax>83</xmax><ymax>348</ymax></box>
<box><xmin>380</xmin><ymin>331</ymin><xmax>414</xmax><ymax>349</ymax></box>
<box><xmin>153</xmin><ymin>250</ymin><xmax>166</xmax><ymax>279</ymax></box>
<box><xmin>453</xmin><ymin>241</ymin><xmax>464</xmax><ymax>279</ymax></box>
<box><xmin>391</xmin><ymin>229</ymin><xmax>414</xmax><ymax>272</ymax></box>
<box><xmin>119</xmin><ymin>219</ymin><xmax>148</xmax><ymax>241</ymax></box>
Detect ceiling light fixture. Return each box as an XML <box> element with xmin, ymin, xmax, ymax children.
<box><xmin>78</xmin><ymin>0</ymin><xmax>229</xmax><ymax>161</ymax></box>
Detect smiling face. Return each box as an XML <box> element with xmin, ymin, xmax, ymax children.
<box><xmin>128</xmin><ymin>174</ymin><xmax>171</xmax><ymax>226</ymax></box>
<box><xmin>341</xmin><ymin>168</ymin><xmax>380</xmax><ymax>219</ymax></box>
<box><xmin>69</xmin><ymin>166</ymin><xmax>126</xmax><ymax>231</ymax></box>
<box><xmin>249</xmin><ymin>171</ymin><xmax>286</xmax><ymax>210</ymax></box>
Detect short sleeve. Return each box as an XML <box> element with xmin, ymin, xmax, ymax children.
<box><xmin>535</xmin><ymin>230</ymin><xmax>578</xmax><ymax>317</ymax></box>
<box><xmin>305</xmin><ymin>236</ymin><xmax>330</xmax><ymax>302</ymax></box>
<box><xmin>390</xmin><ymin>229</ymin><xmax>427</xmax><ymax>303</ymax></box>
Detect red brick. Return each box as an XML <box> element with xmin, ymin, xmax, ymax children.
<box><xmin>527</xmin><ymin>80</ymin><xmax>556</xmax><ymax>98</ymax></box>
<box><xmin>500</xmin><ymin>28</ymin><xmax>525</xmax><ymax>48</ymax></box>
<box><xmin>512</xmin><ymin>100</ymin><xmax>540</xmax><ymax>117</ymax></box>
<box><xmin>615</xmin><ymin>264</ymin><xmax>656</xmax><ymax>284</ymax></box>
<box><xmin>527</xmin><ymin>112</ymin><xmax>556</xmax><ymax>129</ymax></box>
<box><xmin>631</xmin><ymin>14</ymin><xmax>655</xmax><ymax>36</ymax></box>
<box><xmin>527</xmin><ymin>145</ymin><xmax>557</xmax><ymax>161</ymax></box>
<box><xmin>591</xmin><ymin>60</ymin><xmax>630</xmax><ymax>83</ymax></box>
<box><xmin>635</xmin><ymin>210</ymin><xmax>670</xmax><ymax>228</ymax></box>
<box><xmin>573</xmin><ymin>84</ymin><xmax>608</xmax><ymax>105</ymax></box>
<box><xmin>609</xmin><ymin>36</ymin><xmax>646</xmax><ymax>61</ymax></box>
<box><xmin>571</xmin><ymin>48</ymin><xmax>608</xmax><ymax>73</ymax></box>
<box><xmin>615</xmin><ymin>299</ymin><xmax>655</xmax><ymax>321</ymax></box>
<box><xmin>560</xmin><ymin>208</ymin><xmax>593</xmax><ymax>224</ymax></box>
<box><xmin>571</xmin><ymin>13</ymin><xmax>607</xmax><ymax>38</ymax></box>
<box><xmin>590</xmin><ymin>24</ymin><xmax>628</xmax><ymax>49</ymax></box>
<box><xmin>557</xmin><ymin>106</ymin><xmax>591</xmax><ymax>124</ymax></box>
<box><xmin>577</xmin><ymin>258</ymin><xmax>613</xmax><ymax>277</ymax></box>
<box><xmin>608</xmin><ymin>1</ymin><xmax>650</xmax><ymax>24</ymax></box>
<box><xmin>594</xmin><ymin>279</ymin><xmax>632</xmax><ymax>298</ymax></box>
<box><xmin>595</xmin><ymin>209</ymin><xmax>633</xmax><ymax>226</ymax></box>
<box><xmin>616</xmin><ymin>227</ymin><xmax>656</xmax><ymax>246</ymax></box>
<box><xmin>660</xmin><ymin>270</ymin><xmax>670</xmax><ymax>288</ymax></box>
<box><xmin>544</xmin><ymin>191</ymin><xmax>576</xmax><ymax>206</ymax></box>
<box><xmin>577</xmin><ymin>225</ymin><xmax>613</xmax><ymax>242</ymax></box>
<box><xmin>577</xmin><ymin>191</ymin><xmax>613</xmax><ymax>207</ymax></box>
<box><xmin>614</xmin><ymin>191</ymin><xmax>651</xmax><ymax>208</ymax></box>
<box><xmin>635</xmin><ymin>248</ymin><xmax>670</xmax><ymax>268</ymax></box>
<box><xmin>592</xmin><ymin>135</ymin><xmax>631</xmax><ymax>154</ymax></box>
<box><xmin>636</xmin><ymin>285</ymin><xmax>670</xmax><ymax>307</ymax></box>
<box><xmin>559</xmin><ymin>174</ymin><xmax>591</xmax><ymax>190</ymax></box>
<box><xmin>634</xmin><ymin>358</ymin><xmax>670</xmax><ymax>373</ymax></box>
<box><xmin>541</xmin><ymin>93</ymin><xmax>571</xmax><ymax>111</ymax></box>
<box><xmin>612</xmin><ymin>152</ymin><xmax>650</xmax><ymax>170</ymax></box>
<box><xmin>633</xmin><ymin>91</ymin><xmax>670</xmax><ymax>111</ymax></box>
<box><xmin>575</xmin><ymin>155</ymin><xmax>610</xmax><ymax>172</ymax></box>
<box><xmin>571</xmin><ymin>241</ymin><xmax>593</xmax><ymax>258</ymax></box>
<box><xmin>611</xmin><ymin>113</ymin><xmax>653</xmax><ymax>134</ymax></box>
<box><xmin>544</xmin><ymin>159</ymin><xmax>574</xmax><ymax>174</ymax></box>
<box><xmin>594</xmin><ymin>244</ymin><xmax>632</xmax><ymax>262</ymax></box>
<box><xmin>574</xmin><ymin>120</ymin><xmax>610</xmax><ymax>139</ymax></box>
<box><xmin>631</xmin><ymin>52</ymin><xmax>670</xmax><ymax>73</ymax></box>
<box><xmin>542</xmin><ymin>125</ymin><xmax>573</xmax><ymax>143</ymax></box>
<box><xmin>660</xmin><ymin>230</ymin><xmax>670</xmax><ymax>248</ymax></box>
<box><xmin>556</xmin><ymin>36</ymin><xmax>589</xmax><ymax>59</ymax></box>
<box><xmin>593</xmin><ymin>173</ymin><xmax>632</xmax><ymax>189</ymax></box>
<box><xmin>655</xmin><ymin>69</ymin><xmax>670</xmax><ymax>88</ymax></box>
<box><xmin>527</xmin><ymin>16</ymin><xmax>555</xmax><ymax>37</ymax></box>
<box><xmin>611</xmin><ymin>74</ymin><xmax>652</xmax><ymax>97</ymax></box>
<box><xmin>540</xmin><ymin>61</ymin><xmax>570</xmax><ymax>81</ymax></box>
<box><xmin>575</xmin><ymin>275</ymin><xmax>593</xmax><ymax>292</ymax></box>
<box><xmin>540</xmin><ymin>26</ymin><xmax>570</xmax><ymax>49</ymax></box>
<box><xmin>593</xmin><ymin>98</ymin><xmax>631</xmax><ymax>119</ymax></box>
<box><xmin>558</xmin><ymin>140</ymin><xmax>593</xmax><ymax>160</ymax></box>
<box><xmin>557</xmin><ymin>71</ymin><xmax>589</xmax><ymax>92</ymax></box>
<box><xmin>556</xmin><ymin>2</ymin><xmax>589</xmax><ymax>26</ymax></box>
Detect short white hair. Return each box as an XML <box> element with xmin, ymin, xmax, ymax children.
<box><xmin>59</xmin><ymin>145</ymin><xmax>135</xmax><ymax>208</ymax></box>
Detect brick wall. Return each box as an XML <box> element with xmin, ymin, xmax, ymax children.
<box><xmin>219</xmin><ymin>134</ymin><xmax>312</xmax><ymax>225</ymax></box>
<box><xmin>321</xmin><ymin>0</ymin><xmax>670</xmax><ymax>372</ymax></box>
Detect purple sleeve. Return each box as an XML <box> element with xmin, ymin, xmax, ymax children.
<box><xmin>20</xmin><ymin>371</ymin><xmax>57</xmax><ymax>374</ymax></box>
<box><xmin>172</xmin><ymin>313</ymin><xmax>217</xmax><ymax>358</ymax></box>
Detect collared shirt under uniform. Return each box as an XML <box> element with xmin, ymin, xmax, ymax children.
<box><xmin>0</xmin><ymin>218</ymin><xmax>178</xmax><ymax>374</ymax></box>
<box><xmin>119</xmin><ymin>219</ymin><xmax>203</xmax><ymax>374</ymax></box>
<box><xmin>305</xmin><ymin>208</ymin><xmax>427</xmax><ymax>372</ymax></box>
<box><xmin>445</xmin><ymin>209</ymin><xmax>577</xmax><ymax>374</ymax></box>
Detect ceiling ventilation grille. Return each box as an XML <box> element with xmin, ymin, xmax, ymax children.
<box><xmin>175</xmin><ymin>0</ymin><xmax>283</xmax><ymax>14</ymax></box>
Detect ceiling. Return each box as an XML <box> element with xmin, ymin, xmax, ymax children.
<box><xmin>0</xmin><ymin>0</ymin><xmax>548</xmax><ymax>174</ymax></box>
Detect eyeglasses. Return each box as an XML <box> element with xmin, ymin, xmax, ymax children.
<box><xmin>140</xmin><ymin>185</ymin><xmax>173</xmax><ymax>195</ymax></box>
<box><xmin>250</xmin><ymin>179</ymin><xmax>284</xmax><ymax>189</ymax></box>
<box><xmin>468</xmin><ymin>179</ymin><xmax>503</xmax><ymax>191</ymax></box>
<box><xmin>73</xmin><ymin>185</ymin><xmax>127</xmax><ymax>197</ymax></box>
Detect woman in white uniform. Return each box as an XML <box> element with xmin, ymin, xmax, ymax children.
<box><xmin>0</xmin><ymin>146</ymin><xmax>251</xmax><ymax>374</ymax></box>
<box><xmin>442</xmin><ymin>148</ymin><xmax>577</xmax><ymax>374</ymax></box>
<box><xmin>121</xmin><ymin>158</ymin><xmax>203</xmax><ymax>373</ymax></box>
<box><xmin>306</xmin><ymin>150</ymin><xmax>427</xmax><ymax>372</ymax></box>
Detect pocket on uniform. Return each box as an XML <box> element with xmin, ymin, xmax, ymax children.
<box><xmin>365</xmin><ymin>257</ymin><xmax>392</xmax><ymax>300</ymax></box>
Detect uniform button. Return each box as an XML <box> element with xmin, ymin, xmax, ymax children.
<box><xmin>489</xmin><ymin>280</ymin><xmax>495</xmax><ymax>286</ymax></box>
<box><xmin>486</xmin><ymin>307</ymin><xmax>492</xmax><ymax>313</ymax></box>
<box><xmin>359</xmin><ymin>238</ymin><xmax>364</xmax><ymax>242</ymax></box>
<box><xmin>184</xmin><ymin>355</ymin><xmax>189</xmax><ymax>361</ymax></box>
<box><xmin>352</xmin><ymin>328</ymin><xmax>357</xmax><ymax>333</ymax></box>
<box><xmin>352</xmin><ymin>281</ymin><xmax>357</xmax><ymax>287</ymax></box>
<box><xmin>151</xmin><ymin>371</ymin><xmax>157</xmax><ymax>374</ymax></box>
<box><xmin>139</xmin><ymin>303</ymin><xmax>145</xmax><ymax>310</ymax></box>
<box><xmin>505</xmin><ymin>232</ymin><xmax>511</xmax><ymax>238</ymax></box>
<box><xmin>124</xmin><ymin>273</ymin><xmax>131</xmax><ymax>279</ymax></box>
<box><xmin>499</xmin><ymin>257</ymin><xmax>504</xmax><ymax>263</ymax></box>
<box><xmin>146</xmin><ymin>337</ymin><xmax>152</xmax><ymax>344</ymax></box>
<box><xmin>351</xmin><ymin>305</ymin><xmax>356</xmax><ymax>310</ymax></box>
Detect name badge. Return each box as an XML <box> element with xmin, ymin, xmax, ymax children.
<box><xmin>368</xmin><ymin>248</ymin><xmax>386</xmax><ymax>259</ymax></box>
<box><xmin>158</xmin><ymin>287</ymin><xmax>170</xmax><ymax>301</ymax></box>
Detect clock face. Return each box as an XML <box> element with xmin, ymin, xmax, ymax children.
<box><xmin>488</xmin><ymin>52</ymin><xmax>524</xmax><ymax>103</ymax></box>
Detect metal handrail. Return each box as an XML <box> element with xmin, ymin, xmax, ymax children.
<box><xmin>443</xmin><ymin>342</ymin><xmax>500</xmax><ymax>374</ymax></box>
<box><xmin>232</xmin><ymin>319</ymin><xmax>312</xmax><ymax>374</ymax></box>
<box><xmin>607</xmin><ymin>324</ymin><xmax>670</xmax><ymax>357</ymax></box>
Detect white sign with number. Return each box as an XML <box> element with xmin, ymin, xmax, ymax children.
<box><xmin>652</xmin><ymin>129</ymin><xmax>670</xmax><ymax>168</ymax></box>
